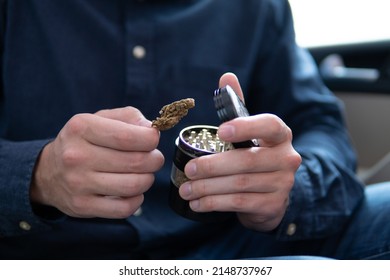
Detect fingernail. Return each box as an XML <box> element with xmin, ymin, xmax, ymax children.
<box><xmin>185</xmin><ymin>162</ymin><xmax>197</xmax><ymax>177</ymax></box>
<box><xmin>180</xmin><ymin>182</ymin><xmax>192</xmax><ymax>198</ymax></box>
<box><xmin>218</xmin><ymin>124</ymin><xmax>235</xmax><ymax>140</ymax></box>
<box><xmin>190</xmin><ymin>200</ymin><xmax>200</xmax><ymax>211</ymax></box>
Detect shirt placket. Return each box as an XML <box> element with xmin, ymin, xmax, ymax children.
<box><xmin>124</xmin><ymin>8</ymin><xmax>155</xmax><ymax>112</ymax></box>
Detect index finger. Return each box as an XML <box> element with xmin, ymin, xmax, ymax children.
<box><xmin>67</xmin><ymin>113</ymin><xmax>160</xmax><ymax>151</ymax></box>
<box><xmin>95</xmin><ymin>106</ymin><xmax>152</xmax><ymax>127</ymax></box>
<box><xmin>218</xmin><ymin>113</ymin><xmax>293</xmax><ymax>147</ymax></box>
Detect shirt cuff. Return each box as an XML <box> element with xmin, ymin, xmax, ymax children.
<box><xmin>0</xmin><ymin>139</ymin><xmax>56</xmax><ymax>237</ymax></box>
<box><xmin>273</xmin><ymin>164</ymin><xmax>312</xmax><ymax>241</ymax></box>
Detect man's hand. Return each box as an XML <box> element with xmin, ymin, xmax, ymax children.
<box><xmin>179</xmin><ymin>73</ymin><xmax>301</xmax><ymax>231</ymax></box>
<box><xmin>30</xmin><ymin>106</ymin><xmax>165</xmax><ymax>218</ymax></box>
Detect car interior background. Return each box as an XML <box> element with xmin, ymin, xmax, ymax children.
<box><xmin>289</xmin><ymin>0</ymin><xmax>390</xmax><ymax>185</ymax></box>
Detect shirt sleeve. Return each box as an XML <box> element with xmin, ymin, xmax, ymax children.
<box><xmin>249</xmin><ymin>0</ymin><xmax>365</xmax><ymax>240</ymax></box>
<box><xmin>0</xmin><ymin>1</ymin><xmax>60</xmax><ymax>238</ymax></box>
<box><xmin>0</xmin><ymin>139</ymin><xmax>53</xmax><ymax>237</ymax></box>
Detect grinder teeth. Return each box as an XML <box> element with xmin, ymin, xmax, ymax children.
<box><xmin>183</xmin><ymin>127</ymin><xmax>233</xmax><ymax>153</ymax></box>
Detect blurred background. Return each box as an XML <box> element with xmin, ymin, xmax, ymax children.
<box><xmin>289</xmin><ymin>0</ymin><xmax>390</xmax><ymax>184</ymax></box>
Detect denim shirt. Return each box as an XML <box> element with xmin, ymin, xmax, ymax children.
<box><xmin>0</xmin><ymin>0</ymin><xmax>364</xmax><ymax>247</ymax></box>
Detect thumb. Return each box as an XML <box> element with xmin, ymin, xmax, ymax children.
<box><xmin>219</xmin><ymin>72</ymin><xmax>245</xmax><ymax>103</ymax></box>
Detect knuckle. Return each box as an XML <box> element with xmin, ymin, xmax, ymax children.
<box><xmin>234</xmin><ymin>174</ymin><xmax>251</xmax><ymax>192</ymax></box>
<box><xmin>122</xmin><ymin>106</ymin><xmax>147</xmax><ymax>126</ymax></box>
<box><xmin>156</xmin><ymin>151</ymin><xmax>165</xmax><ymax>169</ymax></box>
<box><xmin>265</xmin><ymin>114</ymin><xmax>284</xmax><ymax>132</ymax></box>
<box><xmin>200</xmin><ymin>196</ymin><xmax>217</xmax><ymax>211</ymax></box>
<box><xmin>185</xmin><ymin>179</ymin><xmax>207</xmax><ymax>199</ymax></box>
<box><xmin>147</xmin><ymin>150</ymin><xmax>165</xmax><ymax>170</ymax></box>
<box><xmin>197</xmin><ymin>155</ymin><xmax>214</xmax><ymax>175</ymax></box>
<box><xmin>95</xmin><ymin>108</ymin><xmax>109</xmax><ymax>116</ymax></box>
<box><xmin>240</xmin><ymin>149</ymin><xmax>258</xmax><ymax>171</ymax></box>
<box><xmin>264</xmin><ymin>114</ymin><xmax>291</xmax><ymax>141</ymax></box>
<box><xmin>286</xmin><ymin>126</ymin><xmax>293</xmax><ymax>141</ymax></box>
<box><xmin>231</xmin><ymin>194</ymin><xmax>249</xmax><ymax>212</ymax></box>
<box><xmin>124</xmin><ymin>106</ymin><xmax>141</xmax><ymax>116</ymax></box>
<box><xmin>284</xmin><ymin>150</ymin><xmax>302</xmax><ymax>171</ymax></box>
<box><xmin>61</xmin><ymin>147</ymin><xmax>85</xmax><ymax>167</ymax></box>
<box><xmin>196</xmin><ymin>179</ymin><xmax>208</xmax><ymax>197</ymax></box>
<box><xmin>66</xmin><ymin>114</ymin><xmax>89</xmax><ymax>135</ymax></box>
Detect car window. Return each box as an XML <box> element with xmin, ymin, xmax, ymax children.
<box><xmin>289</xmin><ymin>0</ymin><xmax>390</xmax><ymax>47</ymax></box>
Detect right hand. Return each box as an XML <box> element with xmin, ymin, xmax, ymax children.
<box><xmin>30</xmin><ymin>106</ymin><xmax>165</xmax><ymax>218</ymax></box>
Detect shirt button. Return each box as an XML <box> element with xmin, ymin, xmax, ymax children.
<box><xmin>132</xmin><ymin>45</ymin><xmax>146</xmax><ymax>59</ymax></box>
<box><xmin>133</xmin><ymin>207</ymin><xmax>143</xmax><ymax>217</ymax></box>
<box><xmin>286</xmin><ymin>223</ymin><xmax>296</xmax><ymax>236</ymax></box>
<box><xmin>19</xmin><ymin>221</ymin><xmax>32</xmax><ymax>231</ymax></box>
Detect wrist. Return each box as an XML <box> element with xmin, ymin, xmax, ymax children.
<box><xmin>29</xmin><ymin>142</ymin><xmax>53</xmax><ymax>207</ymax></box>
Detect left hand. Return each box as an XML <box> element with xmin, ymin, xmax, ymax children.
<box><xmin>179</xmin><ymin>73</ymin><xmax>302</xmax><ymax>232</ymax></box>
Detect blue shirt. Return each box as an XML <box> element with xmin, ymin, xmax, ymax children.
<box><xmin>0</xmin><ymin>0</ymin><xmax>364</xmax><ymax>258</ymax></box>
